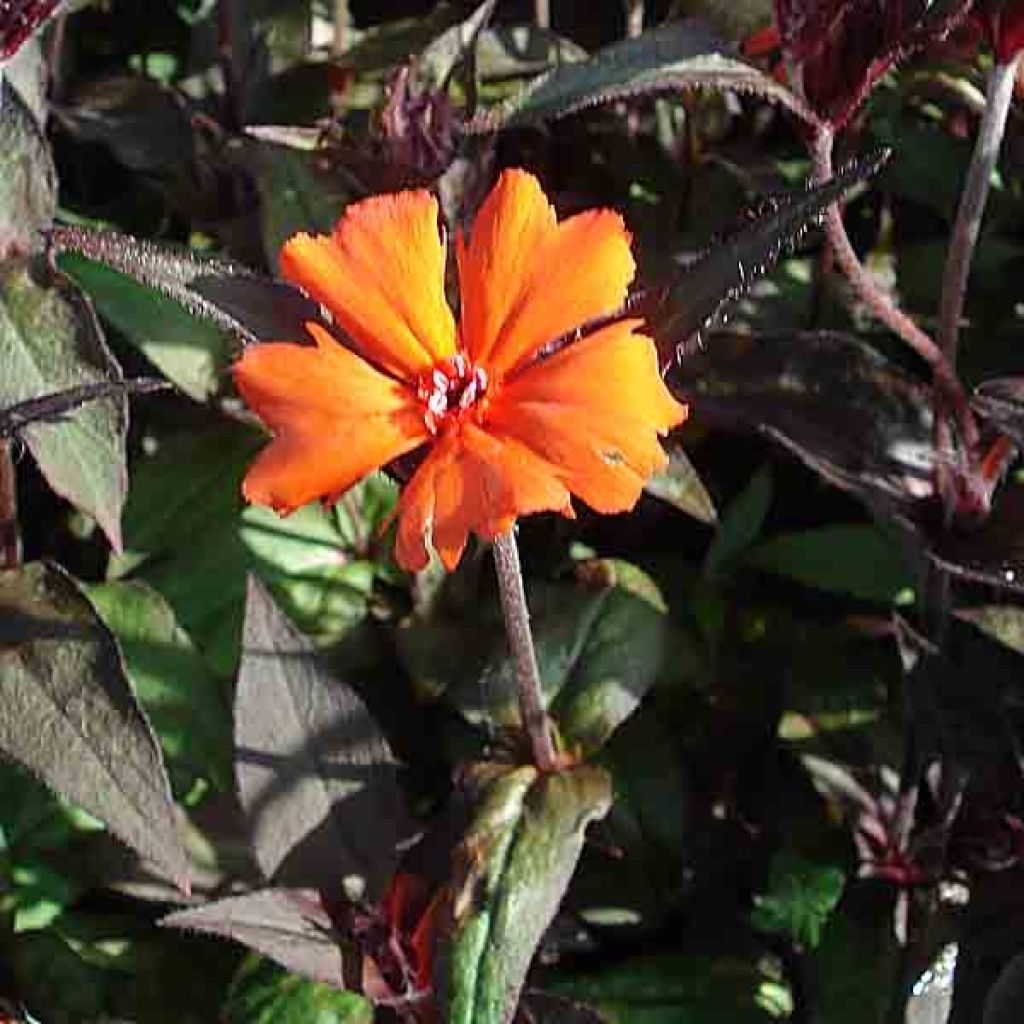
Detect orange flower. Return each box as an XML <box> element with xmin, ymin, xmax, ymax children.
<box><xmin>233</xmin><ymin>169</ymin><xmax>686</xmax><ymax>571</ymax></box>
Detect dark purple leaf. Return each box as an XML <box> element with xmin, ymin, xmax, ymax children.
<box><xmin>666</xmin><ymin>329</ymin><xmax>939</xmax><ymax>515</ymax></box>
<box><xmin>647</xmin><ymin>151</ymin><xmax>889</xmax><ymax>366</ymax></box>
<box><xmin>163</xmin><ymin>889</ymin><xmax>347</xmax><ymax>988</ymax></box>
<box><xmin>774</xmin><ymin>0</ymin><xmax>972</xmax><ymax>128</ymax></box>
<box><xmin>0</xmin><ymin>561</ymin><xmax>188</xmax><ymax>889</ymax></box>
<box><xmin>0</xmin><ymin>0</ymin><xmax>59</xmax><ymax>60</ymax></box>
<box><xmin>668</xmin><ymin>330</ymin><xmax>1024</xmax><ymax>594</ymax></box>
<box><xmin>235</xmin><ymin>578</ymin><xmax>418</xmax><ymax>901</ymax></box>
<box><xmin>896</xmin><ymin>615</ymin><xmax>1023</xmax><ymax>770</ymax></box>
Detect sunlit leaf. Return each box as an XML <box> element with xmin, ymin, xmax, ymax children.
<box><xmin>644</xmin><ymin>448</ymin><xmax>717</xmax><ymax>524</ymax></box>
<box><xmin>235</xmin><ymin>578</ymin><xmax>417</xmax><ymax>899</ymax></box>
<box><xmin>475</xmin><ymin>19</ymin><xmax>816</xmax><ymax>131</ymax></box>
<box><xmin>222</xmin><ymin>957</ymin><xmax>372</xmax><ymax>1024</ymax></box>
<box><xmin>164</xmin><ymin>889</ymin><xmax>347</xmax><ymax>987</ymax></box>
<box><xmin>751</xmin><ymin>849</ymin><xmax>845</xmax><ymax>949</ymax></box>
<box><xmin>438</xmin><ymin>762</ymin><xmax>612</xmax><ymax>1024</ymax></box>
<box><xmin>0</xmin><ymin>261</ymin><xmax>127</xmax><ymax>549</ymax></box>
<box><xmin>84</xmin><ymin>579</ymin><xmax>232</xmax><ymax>792</ymax></box>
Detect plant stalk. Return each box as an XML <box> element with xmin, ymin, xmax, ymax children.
<box><xmin>534</xmin><ymin>0</ymin><xmax>550</xmax><ymax>29</ymax></box>
<box><xmin>810</xmin><ymin>127</ymin><xmax>981</xmax><ymax>463</ymax></box>
<box><xmin>939</xmin><ymin>54</ymin><xmax>1021</xmax><ymax>363</ymax></box>
<box><xmin>0</xmin><ymin>440</ymin><xmax>21</xmax><ymax>570</ymax></box>
<box><xmin>492</xmin><ymin>530</ymin><xmax>558</xmax><ymax>772</ymax></box>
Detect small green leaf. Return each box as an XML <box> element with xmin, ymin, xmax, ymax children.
<box><xmin>746</xmin><ymin>525</ymin><xmax>914</xmax><ymax>604</ymax></box>
<box><xmin>439</xmin><ymin>763</ymin><xmax>613</xmax><ymax>1024</ymax></box>
<box><xmin>255</xmin><ymin>143</ymin><xmax>354</xmax><ymax>265</ymax></box>
<box><xmin>703</xmin><ymin>465</ymin><xmax>773</xmax><ymax>579</ymax></box>
<box><xmin>83</xmin><ymin>579</ymin><xmax>232</xmax><ymax>792</ymax></box>
<box><xmin>0</xmin><ymin>562</ymin><xmax>187</xmax><ymax>888</ymax></box>
<box><xmin>401</xmin><ymin>561</ymin><xmax>666</xmax><ymax>754</ymax></box>
<box><xmin>475</xmin><ymin>20</ymin><xmax>815</xmax><ymax>132</ymax></box>
<box><xmin>59</xmin><ymin>252</ymin><xmax>227</xmax><ymax>402</ymax></box>
<box><xmin>956</xmin><ymin>606</ymin><xmax>1024</xmax><ymax>656</ymax></box>
<box><xmin>224</xmin><ymin>957</ymin><xmax>373</xmax><ymax>1024</ymax></box>
<box><xmin>0</xmin><ymin>77</ymin><xmax>56</xmax><ymax>259</ymax></box>
<box><xmin>549</xmin><ymin>953</ymin><xmax>782</xmax><ymax>1023</ymax></box>
<box><xmin>751</xmin><ymin>850</ymin><xmax>845</xmax><ymax>949</ymax></box>
<box><xmin>0</xmin><ymin>262</ymin><xmax>127</xmax><ymax>549</ymax></box>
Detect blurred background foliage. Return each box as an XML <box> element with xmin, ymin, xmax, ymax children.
<box><xmin>2</xmin><ymin>1</ymin><xmax>1024</xmax><ymax>1022</ymax></box>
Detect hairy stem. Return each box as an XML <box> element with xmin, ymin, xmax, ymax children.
<box><xmin>810</xmin><ymin>127</ymin><xmax>980</xmax><ymax>462</ymax></box>
<box><xmin>492</xmin><ymin>530</ymin><xmax>558</xmax><ymax>772</ymax></box>
<box><xmin>939</xmin><ymin>54</ymin><xmax>1021</xmax><ymax>363</ymax></box>
<box><xmin>0</xmin><ymin>441</ymin><xmax>21</xmax><ymax>570</ymax></box>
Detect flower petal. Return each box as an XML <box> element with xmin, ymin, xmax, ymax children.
<box><xmin>395</xmin><ymin>423</ymin><xmax>573</xmax><ymax>572</ymax></box>
<box><xmin>233</xmin><ymin>326</ymin><xmax>428</xmax><ymax>514</ymax></box>
<box><xmin>458</xmin><ymin>169</ymin><xmax>636</xmax><ymax>379</ymax></box>
<box><xmin>279</xmin><ymin>190</ymin><xmax>456</xmax><ymax>381</ymax></box>
<box><xmin>487</xmin><ymin>321</ymin><xmax>687</xmax><ymax>514</ymax></box>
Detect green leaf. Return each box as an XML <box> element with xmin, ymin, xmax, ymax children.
<box><xmin>548</xmin><ymin>953</ymin><xmax>782</xmax><ymax>1023</ymax></box>
<box><xmin>551</xmin><ymin>564</ymin><xmax>668</xmax><ymax>756</ymax></box>
<box><xmin>59</xmin><ymin>252</ymin><xmax>227</xmax><ymax>402</ymax></box>
<box><xmin>414</xmin><ymin>0</ymin><xmax>496</xmax><ymax>90</ymax></box>
<box><xmin>83</xmin><ymin>579</ymin><xmax>232</xmax><ymax>792</ymax></box>
<box><xmin>51</xmin><ymin>224</ymin><xmax>323</xmax><ymax>346</ymax></box>
<box><xmin>0</xmin><ymin>262</ymin><xmax>127</xmax><ymax>549</ymax></box>
<box><xmin>644</xmin><ymin>448</ymin><xmax>717</xmax><ymax>524</ymax></box>
<box><xmin>746</xmin><ymin>525</ymin><xmax>914</xmax><ymax>604</ymax></box>
<box><xmin>0</xmin><ymin>77</ymin><xmax>56</xmax><ymax>259</ymax></box>
<box><xmin>474</xmin><ymin>19</ymin><xmax>815</xmax><ymax>132</ymax></box>
<box><xmin>439</xmin><ymin>763</ymin><xmax>613</xmax><ymax>1024</ymax></box>
<box><xmin>255</xmin><ymin>142</ymin><xmax>355</xmax><ymax>265</ymax></box>
<box><xmin>955</xmin><ymin>606</ymin><xmax>1024</xmax><ymax>656</ymax></box>
<box><xmin>750</xmin><ymin>850</ymin><xmax>845</xmax><ymax>949</ymax></box>
<box><xmin>401</xmin><ymin>561</ymin><xmax>667</xmax><ymax>755</ymax></box>
<box><xmin>0</xmin><ymin>561</ymin><xmax>187</xmax><ymax>888</ymax></box>
<box><xmin>114</xmin><ymin>422</ymin><xmax>381</xmax><ymax>676</ymax></box>
<box><xmin>223</xmin><ymin>957</ymin><xmax>372</xmax><ymax>1024</ymax></box>
<box><xmin>703</xmin><ymin>465</ymin><xmax>773</xmax><ymax>579</ymax></box>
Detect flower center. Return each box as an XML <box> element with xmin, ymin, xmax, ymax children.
<box><xmin>416</xmin><ymin>353</ymin><xmax>488</xmax><ymax>433</ymax></box>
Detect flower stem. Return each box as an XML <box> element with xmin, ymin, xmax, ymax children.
<box><xmin>810</xmin><ymin>127</ymin><xmax>981</xmax><ymax>463</ymax></box>
<box><xmin>492</xmin><ymin>530</ymin><xmax>558</xmax><ymax>772</ymax></box>
<box><xmin>0</xmin><ymin>440</ymin><xmax>21</xmax><ymax>570</ymax></box>
<box><xmin>939</xmin><ymin>54</ymin><xmax>1021</xmax><ymax>364</ymax></box>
